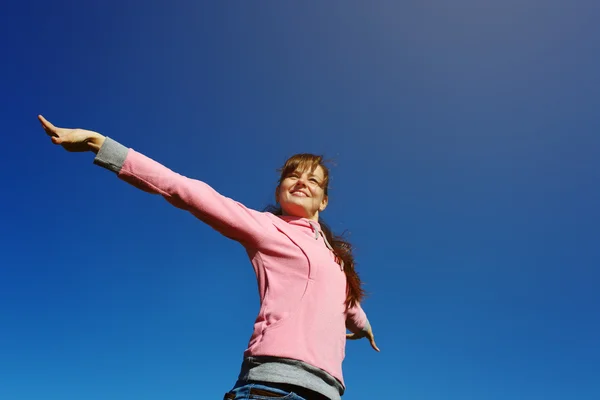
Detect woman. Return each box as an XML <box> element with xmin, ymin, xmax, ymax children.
<box><xmin>38</xmin><ymin>115</ymin><xmax>379</xmax><ymax>400</ymax></box>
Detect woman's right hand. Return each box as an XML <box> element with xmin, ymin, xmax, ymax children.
<box><xmin>347</xmin><ymin>324</ymin><xmax>380</xmax><ymax>352</ymax></box>
<box><xmin>38</xmin><ymin>115</ymin><xmax>106</xmax><ymax>153</ymax></box>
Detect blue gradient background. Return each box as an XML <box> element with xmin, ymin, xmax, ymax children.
<box><xmin>1</xmin><ymin>1</ymin><xmax>599</xmax><ymax>399</ymax></box>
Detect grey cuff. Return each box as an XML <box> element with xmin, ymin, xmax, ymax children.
<box><xmin>362</xmin><ymin>319</ymin><xmax>372</xmax><ymax>334</ymax></box>
<box><xmin>93</xmin><ymin>137</ymin><xmax>128</xmax><ymax>173</ymax></box>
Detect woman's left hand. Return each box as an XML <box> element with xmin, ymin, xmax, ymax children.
<box><xmin>347</xmin><ymin>325</ymin><xmax>380</xmax><ymax>352</ymax></box>
<box><xmin>38</xmin><ymin>115</ymin><xmax>105</xmax><ymax>153</ymax></box>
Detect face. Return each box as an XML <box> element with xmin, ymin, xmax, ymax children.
<box><xmin>276</xmin><ymin>165</ymin><xmax>328</xmax><ymax>221</ymax></box>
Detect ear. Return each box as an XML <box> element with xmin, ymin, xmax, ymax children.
<box><xmin>319</xmin><ymin>195</ymin><xmax>328</xmax><ymax>212</ymax></box>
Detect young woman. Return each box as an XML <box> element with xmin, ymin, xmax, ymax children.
<box><xmin>38</xmin><ymin>115</ymin><xmax>379</xmax><ymax>400</ymax></box>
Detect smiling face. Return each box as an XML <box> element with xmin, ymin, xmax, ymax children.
<box><xmin>275</xmin><ymin>154</ymin><xmax>329</xmax><ymax>221</ymax></box>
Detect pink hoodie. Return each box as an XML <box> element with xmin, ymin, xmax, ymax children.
<box><xmin>117</xmin><ymin>148</ymin><xmax>369</xmax><ymax>387</ymax></box>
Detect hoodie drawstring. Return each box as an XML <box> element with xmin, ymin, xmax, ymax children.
<box><xmin>308</xmin><ymin>221</ymin><xmax>344</xmax><ymax>271</ymax></box>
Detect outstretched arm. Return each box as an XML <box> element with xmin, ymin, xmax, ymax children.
<box><xmin>39</xmin><ymin>115</ymin><xmax>272</xmax><ymax>247</ymax></box>
<box><xmin>346</xmin><ymin>302</ymin><xmax>380</xmax><ymax>352</ymax></box>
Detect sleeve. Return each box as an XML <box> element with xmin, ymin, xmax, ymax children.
<box><xmin>345</xmin><ymin>302</ymin><xmax>371</xmax><ymax>334</ymax></box>
<box><xmin>93</xmin><ymin>137</ymin><xmax>273</xmax><ymax>247</ymax></box>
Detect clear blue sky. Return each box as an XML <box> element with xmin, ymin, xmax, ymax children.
<box><xmin>1</xmin><ymin>1</ymin><xmax>599</xmax><ymax>399</ymax></box>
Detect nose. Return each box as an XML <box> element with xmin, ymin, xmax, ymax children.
<box><xmin>295</xmin><ymin>176</ymin><xmax>308</xmax><ymax>187</ymax></box>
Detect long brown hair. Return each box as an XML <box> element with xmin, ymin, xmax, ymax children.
<box><xmin>265</xmin><ymin>153</ymin><xmax>365</xmax><ymax>309</ymax></box>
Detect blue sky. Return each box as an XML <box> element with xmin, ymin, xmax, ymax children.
<box><xmin>1</xmin><ymin>1</ymin><xmax>599</xmax><ymax>399</ymax></box>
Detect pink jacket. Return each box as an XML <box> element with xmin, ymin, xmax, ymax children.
<box><xmin>118</xmin><ymin>149</ymin><xmax>369</xmax><ymax>386</ymax></box>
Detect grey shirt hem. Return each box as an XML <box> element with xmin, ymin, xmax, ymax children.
<box><xmin>238</xmin><ymin>356</ymin><xmax>344</xmax><ymax>400</ymax></box>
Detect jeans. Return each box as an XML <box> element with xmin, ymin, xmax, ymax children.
<box><xmin>224</xmin><ymin>382</ymin><xmax>316</xmax><ymax>400</ymax></box>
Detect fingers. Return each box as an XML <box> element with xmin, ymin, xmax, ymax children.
<box><xmin>38</xmin><ymin>114</ymin><xmax>57</xmax><ymax>136</ymax></box>
<box><xmin>346</xmin><ymin>332</ymin><xmax>381</xmax><ymax>352</ymax></box>
<box><xmin>346</xmin><ymin>332</ymin><xmax>365</xmax><ymax>340</ymax></box>
<box><xmin>38</xmin><ymin>114</ymin><xmax>54</xmax><ymax>129</ymax></box>
<box><xmin>366</xmin><ymin>328</ymin><xmax>380</xmax><ymax>352</ymax></box>
<box><xmin>369</xmin><ymin>336</ymin><xmax>380</xmax><ymax>352</ymax></box>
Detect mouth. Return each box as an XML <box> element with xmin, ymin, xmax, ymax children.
<box><xmin>290</xmin><ymin>190</ymin><xmax>309</xmax><ymax>197</ymax></box>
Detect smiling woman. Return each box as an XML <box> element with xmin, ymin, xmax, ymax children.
<box><xmin>266</xmin><ymin>154</ymin><xmax>365</xmax><ymax>310</ymax></box>
<box><xmin>275</xmin><ymin>154</ymin><xmax>330</xmax><ymax>221</ymax></box>
<box><xmin>38</xmin><ymin>115</ymin><xmax>379</xmax><ymax>400</ymax></box>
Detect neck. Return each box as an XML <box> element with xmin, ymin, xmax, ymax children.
<box><xmin>281</xmin><ymin>209</ymin><xmax>319</xmax><ymax>222</ymax></box>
